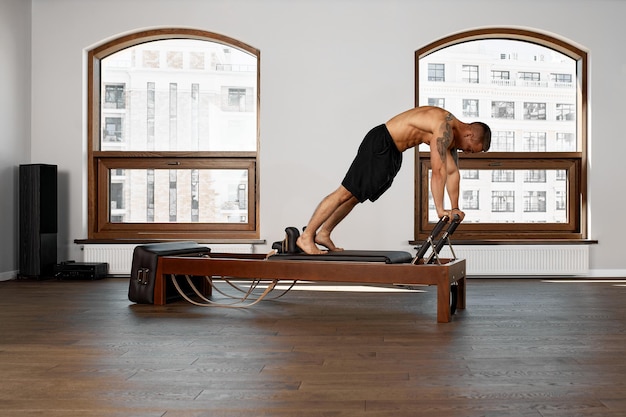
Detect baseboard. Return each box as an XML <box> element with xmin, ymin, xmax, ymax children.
<box><xmin>467</xmin><ymin>269</ymin><xmax>626</xmax><ymax>279</ymax></box>
<box><xmin>586</xmin><ymin>269</ymin><xmax>626</xmax><ymax>278</ymax></box>
<box><xmin>0</xmin><ymin>270</ymin><xmax>18</xmax><ymax>281</ymax></box>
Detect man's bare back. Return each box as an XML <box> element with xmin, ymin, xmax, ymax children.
<box><xmin>385</xmin><ymin>106</ymin><xmax>454</xmax><ymax>152</ymax></box>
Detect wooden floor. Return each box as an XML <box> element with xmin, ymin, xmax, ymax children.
<box><xmin>1</xmin><ymin>277</ymin><xmax>626</xmax><ymax>417</ymax></box>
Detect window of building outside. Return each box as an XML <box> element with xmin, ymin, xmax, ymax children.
<box><xmin>415</xmin><ymin>29</ymin><xmax>587</xmax><ymax>241</ymax></box>
<box><xmin>87</xmin><ymin>29</ymin><xmax>259</xmax><ymax>240</ymax></box>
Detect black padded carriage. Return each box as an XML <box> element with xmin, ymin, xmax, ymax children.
<box><xmin>269</xmin><ymin>250</ymin><xmax>413</xmax><ymax>264</ymax></box>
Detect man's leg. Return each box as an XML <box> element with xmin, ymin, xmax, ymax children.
<box><xmin>315</xmin><ymin>196</ymin><xmax>359</xmax><ymax>251</ymax></box>
<box><xmin>297</xmin><ymin>186</ymin><xmax>355</xmax><ymax>254</ymax></box>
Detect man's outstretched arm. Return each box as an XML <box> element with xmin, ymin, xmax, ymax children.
<box><xmin>430</xmin><ymin>114</ymin><xmax>454</xmax><ymax>218</ymax></box>
<box><xmin>445</xmin><ymin>152</ymin><xmax>465</xmax><ymax>221</ymax></box>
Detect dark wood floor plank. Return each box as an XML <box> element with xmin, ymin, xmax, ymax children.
<box><xmin>1</xmin><ymin>277</ymin><xmax>626</xmax><ymax>416</ymax></box>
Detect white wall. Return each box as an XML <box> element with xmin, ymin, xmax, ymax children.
<box><xmin>0</xmin><ymin>0</ymin><xmax>31</xmax><ymax>280</ymax></box>
<box><xmin>16</xmin><ymin>0</ymin><xmax>626</xmax><ymax>275</ymax></box>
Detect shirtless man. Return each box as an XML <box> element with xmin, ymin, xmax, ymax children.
<box><xmin>296</xmin><ymin>106</ymin><xmax>491</xmax><ymax>255</ymax></box>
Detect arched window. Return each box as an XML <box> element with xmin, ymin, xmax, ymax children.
<box><xmin>415</xmin><ymin>28</ymin><xmax>587</xmax><ymax>241</ymax></box>
<box><xmin>87</xmin><ymin>29</ymin><xmax>259</xmax><ymax>240</ymax></box>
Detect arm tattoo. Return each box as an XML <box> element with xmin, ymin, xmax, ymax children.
<box><xmin>436</xmin><ymin>113</ymin><xmax>455</xmax><ymax>162</ymax></box>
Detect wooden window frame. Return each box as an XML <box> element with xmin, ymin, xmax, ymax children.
<box><xmin>416</xmin><ymin>152</ymin><xmax>582</xmax><ymax>240</ymax></box>
<box><xmin>87</xmin><ymin>28</ymin><xmax>260</xmax><ymax>240</ymax></box>
<box><xmin>94</xmin><ymin>154</ymin><xmax>257</xmax><ymax>240</ymax></box>
<box><xmin>414</xmin><ymin>28</ymin><xmax>588</xmax><ymax>242</ymax></box>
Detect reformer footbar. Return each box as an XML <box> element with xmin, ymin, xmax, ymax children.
<box><xmin>411</xmin><ymin>214</ymin><xmax>461</xmax><ymax>264</ymax></box>
<box><xmin>411</xmin><ymin>215</ymin><xmax>450</xmax><ymax>264</ymax></box>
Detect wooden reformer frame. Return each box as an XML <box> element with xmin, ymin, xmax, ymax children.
<box><xmin>154</xmin><ymin>254</ymin><xmax>466</xmax><ymax>323</ymax></box>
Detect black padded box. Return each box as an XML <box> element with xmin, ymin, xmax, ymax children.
<box><xmin>128</xmin><ymin>241</ymin><xmax>210</xmax><ymax>304</ymax></box>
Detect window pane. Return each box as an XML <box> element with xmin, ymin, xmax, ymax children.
<box><xmin>462</xmin><ymin>99</ymin><xmax>479</xmax><ymax>117</ymax></box>
<box><xmin>419</xmin><ymin>39</ymin><xmax>578</xmax><ymax>152</ymax></box>
<box><xmin>428</xmin><ymin>63</ymin><xmax>445</xmax><ymax>81</ymax></box>
<box><xmin>109</xmin><ymin>168</ymin><xmax>249</xmax><ymax>224</ymax></box>
<box><xmin>100</xmin><ymin>39</ymin><xmax>257</xmax><ymax>152</ymax></box>
<box><xmin>462</xmin><ymin>65</ymin><xmax>479</xmax><ymax>83</ymax></box>
<box><xmin>427</xmin><ymin>168</ymin><xmax>568</xmax><ymax>223</ymax></box>
<box><xmin>523</xmin><ymin>102</ymin><xmax>546</xmax><ymax>120</ymax></box>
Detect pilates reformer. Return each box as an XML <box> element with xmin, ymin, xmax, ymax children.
<box><xmin>139</xmin><ymin>215</ymin><xmax>465</xmax><ymax>323</ymax></box>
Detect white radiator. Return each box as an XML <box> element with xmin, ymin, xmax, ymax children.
<box><xmin>437</xmin><ymin>245</ymin><xmax>589</xmax><ymax>276</ymax></box>
<box><xmin>82</xmin><ymin>244</ymin><xmax>254</xmax><ymax>275</ymax></box>
<box><xmin>83</xmin><ymin>244</ymin><xmax>588</xmax><ymax>277</ymax></box>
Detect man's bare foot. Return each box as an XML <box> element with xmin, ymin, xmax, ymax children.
<box><xmin>296</xmin><ymin>235</ymin><xmax>327</xmax><ymax>255</ymax></box>
<box><xmin>314</xmin><ymin>233</ymin><xmax>344</xmax><ymax>252</ymax></box>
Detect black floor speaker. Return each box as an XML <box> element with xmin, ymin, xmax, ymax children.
<box><xmin>19</xmin><ymin>164</ymin><xmax>58</xmax><ymax>278</ymax></box>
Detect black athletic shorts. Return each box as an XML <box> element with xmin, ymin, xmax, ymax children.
<box><xmin>341</xmin><ymin>124</ymin><xmax>402</xmax><ymax>203</ymax></box>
